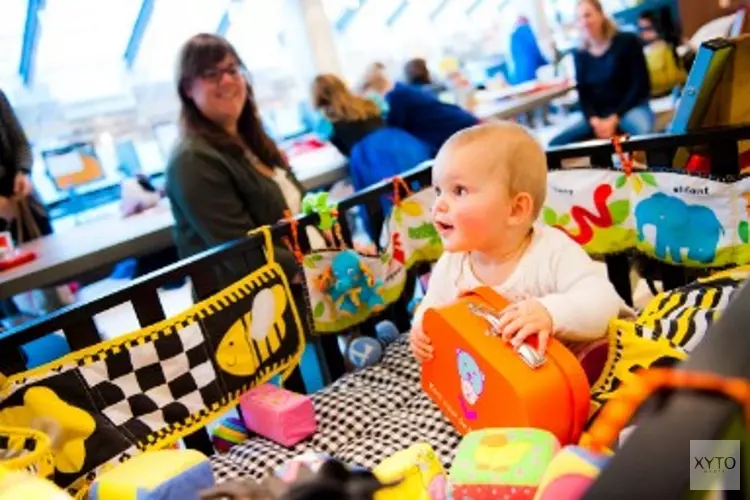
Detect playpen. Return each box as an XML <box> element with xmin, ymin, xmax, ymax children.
<box><xmin>1</xmin><ymin>123</ymin><xmax>749</xmax><ymax>497</ymax></box>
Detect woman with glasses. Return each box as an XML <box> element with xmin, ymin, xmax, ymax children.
<box><xmin>166</xmin><ymin>34</ymin><xmax>306</xmax><ymax>293</ymax></box>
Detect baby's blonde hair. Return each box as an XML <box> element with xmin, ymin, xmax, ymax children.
<box><xmin>442</xmin><ymin>121</ymin><xmax>548</xmax><ymax>219</ymax></box>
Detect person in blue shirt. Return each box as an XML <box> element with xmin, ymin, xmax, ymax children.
<box><xmin>549</xmin><ymin>0</ymin><xmax>653</xmax><ymax>147</ymax></box>
<box><xmin>311</xmin><ymin>73</ymin><xmax>431</xmax><ymax>193</ymax></box>
<box><xmin>509</xmin><ymin>16</ymin><xmax>548</xmax><ymax>85</ymax></box>
<box><xmin>362</xmin><ymin>63</ymin><xmax>479</xmax><ymax>155</ymax></box>
<box><xmin>311</xmin><ymin>73</ymin><xmax>432</xmax><ymax>239</ymax></box>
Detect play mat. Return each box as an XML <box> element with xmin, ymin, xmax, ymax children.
<box><xmin>210</xmin><ymin>266</ymin><xmax>749</xmax><ymax>482</ymax></box>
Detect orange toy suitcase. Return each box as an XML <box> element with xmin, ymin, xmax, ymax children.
<box><xmin>421</xmin><ymin>287</ymin><xmax>590</xmax><ymax>445</ymax></box>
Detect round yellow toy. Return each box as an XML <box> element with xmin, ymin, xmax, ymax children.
<box><xmin>0</xmin><ymin>465</ymin><xmax>72</xmax><ymax>500</ymax></box>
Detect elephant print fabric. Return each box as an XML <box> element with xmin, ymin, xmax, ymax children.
<box><xmin>541</xmin><ymin>169</ymin><xmax>750</xmax><ymax>267</ymax></box>
<box><xmin>632</xmin><ymin>172</ymin><xmax>734</xmax><ymax>267</ymax></box>
<box><xmin>303</xmin><ymin>187</ymin><xmax>442</xmax><ymax>334</ymax></box>
<box><xmin>543</xmin><ymin>170</ymin><xmax>635</xmax><ymax>255</ymax></box>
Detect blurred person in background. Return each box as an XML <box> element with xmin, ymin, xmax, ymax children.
<box><xmin>549</xmin><ymin>0</ymin><xmax>653</xmax><ymax>146</ymax></box>
<box><xmin>0</xmin><ymin>89</ymin><xmax>71</xmax><ymax>320</ymax></box>
<box><xmin>312</xmin><ymin>73</ymin><xmax>431</xmax><ymax>191</ymax></box>
<box><xmin>509</xmin><ymin>16</ymin><xmax>548</xmax><ymax>86</ymax></box>
<box><xmin>166</xmin><ymin>34</ymin><xmax>313</xmax><ymax>295</ymax></box>
<box><xmin>311</xmin><ymin>73</ymin><xmax>431</xmax><ymax>239</ymax></box>
<box><xmin>362</xmin><ymin>62</ymin><xmax>479</xmax><ymax>155</ymax></box>
<box><xmin>0</xmin><ymin>89</ymin><xmax>51</xmax><ymax>243</ymax></box>
<box><xmin>509</xmin><ymin>15</ymin><xmax>551</xmax><ymax>127</ymax></box>
<box><xmin>638</xmin><ymin>11</ymin><xmax>686</xmax><ymax>97</ymax></box>
<box><xmin>403</xmin><ymin>58</ymin><xmax>448</xmax><ymax>99</ymax></box>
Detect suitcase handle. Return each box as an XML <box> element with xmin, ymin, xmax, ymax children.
<box><xmin>468</xmin><ymin>302</ymin><xmax>546</xmax><ymax>369</ymax></box>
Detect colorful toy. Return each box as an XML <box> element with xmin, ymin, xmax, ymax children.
<box><xmin>449</xmin><ymin>428</ymin><xmax>561</xmax><ymax>500</ymax></box>
<box><xmin>239</xmin><ymin>383</ymin><xmax>317</xmax><ymax>448</ymax></box>
<box><xmin>346</xmin><ymin>320</ymin><xmax>402</xmax><ymax>370</ymax></box>
<box><xmin>0</xmin><ymin>466</ymin><xmax>72</xmax><ymax>499</ymax></box>
<box><xmin>89</xmin><ymin>449</ymin><xmax>214</xmax><ymax>500</ymax></box>
<box><xmin>373</xmin><ymin>443</ymin><xmax>447</xmax><ymax>500</ymax></box>
<box><xmin>575</xmin><ymin>339</ymin><xmax>609</xmax><ymax>386</ymax></box>
<box><xmin>211</xmin><ymin>416</ymin><xmax>249</xmax><ymax>454</ymax></box>
<box><xmin>421</xmin><ymin>287</ymin><xmax>590</xmax><ymax>444</ymax></box>
<box><xmin>302</xmin><ymin>192</ymin><xmax>337</xmax><ymax>231</ymax></box>
<box><xmin>317</xmin><ymin>249</ymin><xmax>385</xmax><ymax>316</ymax></box>
<box><xmin>347</xmin><ymin>337</ymin><xmax>384</xmax><ymax>370</ymax></box>
<box><xmin>533</xmin><ymin>446</ymin><xmax>611</xmax><ymax>499</ymax></box>
<box><xmin>375</xmin><ymin>320</ymin><xmax>400</xmax><ymax>345</ymax></box>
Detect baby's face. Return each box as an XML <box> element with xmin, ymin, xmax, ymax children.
<box><xmin>431</xmin><ymin>144</ymin><xmax>514</xmax><ymax>253</ymax></box>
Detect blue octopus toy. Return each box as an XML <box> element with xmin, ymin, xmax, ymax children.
<box><xmin>317</xmin><ymin>250</ymin><xmax>385</xmax><ymax>315</ymax></box>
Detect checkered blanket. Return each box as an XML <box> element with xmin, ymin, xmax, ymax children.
<box><xmin>210</xmin><ymin>337</ymin><xmax>462</xmax><ymax>482</ymax></box>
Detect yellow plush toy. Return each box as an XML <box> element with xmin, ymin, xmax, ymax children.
<box><xmin>373</xmin><ymin>443</ymin><xmax>447</xmax><ymax>500</ymax></box>
<box><xmin>0</xmin><ymin>465</ymin><xmax>72</xmax><ymax>500</ymax></box>
<box><xmin>89</xmin><ymin>449</ymin><xmax>214</xmax><ymax>500</ymax></box>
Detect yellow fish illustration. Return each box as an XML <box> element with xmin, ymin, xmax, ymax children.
<box><xmin>216</xmin><ymin>285</ymin><xmax>287</xmax><ymax>376</ymax></box>
<box><xmin>474</xmin><ymin>434</ymin><xmax>533</xmax><ymax>473</ymax></box>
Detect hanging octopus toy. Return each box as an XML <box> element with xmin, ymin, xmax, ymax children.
<box><xmin>316</xmin><ymin>250</ymin><xmax>385</xmax><ymax>316</ymax></box>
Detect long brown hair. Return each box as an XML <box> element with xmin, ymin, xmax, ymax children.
<box><xmin>176</xmin><ymin>33</ymin><xmax>287</xmax><ymax>168</ymax></box>
<box><xmin>311</xmin><ymin>74</ymin><xmax>380</xmax><ymax>123</ymax></box>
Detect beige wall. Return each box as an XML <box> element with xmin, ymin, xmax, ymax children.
<box><xmin>679</xmin><ymin>0</ymin><xmax>747</xmax><ymax>38</ymax></box>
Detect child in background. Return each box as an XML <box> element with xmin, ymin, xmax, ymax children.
<box><xmin>410</xmin><ymin>122</ymin><xmax>633</xmax><ymax>361</ymax></box>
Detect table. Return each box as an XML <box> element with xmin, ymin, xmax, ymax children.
<box><xmin>474</xmin><ymin>83</ymin><xmax>576</xmax><ymax>121</ymax></box>
<box><xmin>0</xmin><ymin>148</ymin><xmax>348</xmax><ymax>299</ymax></box>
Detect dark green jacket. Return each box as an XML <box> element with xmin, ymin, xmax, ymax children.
<box><xmin>165</xmin><ymin>136</ymin><xmax>299</xmax><ymax>295</ymax></box>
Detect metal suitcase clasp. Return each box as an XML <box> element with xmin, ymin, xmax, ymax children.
<box><xmin>468</xmin><ymin>302</ymin><xmax>547</xmax><ymax>369</ymax></box>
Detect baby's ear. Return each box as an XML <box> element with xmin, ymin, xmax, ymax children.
<box><xmin>510</xmin><ymin>192</ymin><xmax>535</xmax><ymax>223</ymax></box>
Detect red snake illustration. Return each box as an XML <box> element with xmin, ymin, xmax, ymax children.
<box><xmin>554</xmin><ymin>184</ymin><xmax>613</xmax><ymax>245</ymax></box>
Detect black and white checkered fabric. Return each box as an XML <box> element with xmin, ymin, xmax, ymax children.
<box><xmin>210</xmin><ymin>337</ymin><xmax>461</xmax><ymax>482</ymax></box>
<box><xmin>81</xmin><ymin>323</ymin><xmax>219</xmax><ymax>442</ymax></box>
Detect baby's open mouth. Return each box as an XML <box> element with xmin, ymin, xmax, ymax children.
<box><xmin>435</xmin><ymin>221</ymin><xmax>454</xmax><ymax>233</ymax></box>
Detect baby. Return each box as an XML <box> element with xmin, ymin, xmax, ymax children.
<box><xmin>410</xmin><ymin>122</ymin><xmax>632</xmax><ymax>361</ymax></box>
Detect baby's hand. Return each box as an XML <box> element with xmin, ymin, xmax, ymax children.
<box><xmin>409</xmin><ymin>323</ymin><xmax>434</xmax><ymax>362</ymax></box>
<box><xmin>494</xmin><ymin>299</ymin><xmax>553</xmax><ymax>353</ymax></box>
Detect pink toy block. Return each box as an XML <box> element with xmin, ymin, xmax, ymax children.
<box><xmin>240</xmin><ymin>383</ymin><xmax>317</xmax><ymax>447</ymax></box>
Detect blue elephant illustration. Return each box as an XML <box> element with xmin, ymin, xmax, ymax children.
<box><xmin>634</xmin><ymin>192</ymin><xmax>724</xmax><ymax>264</ymax></box>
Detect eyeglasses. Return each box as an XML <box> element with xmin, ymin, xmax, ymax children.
<box><xmin>199</xmin><ymin>64</ymin><xmax>243</xmax><ymax>83</ymax></box>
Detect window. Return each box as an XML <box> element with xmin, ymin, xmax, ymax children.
<box><xmin>225</xmin><ymin>0</ymin><xmax>309</xmax><ymax>139</ymax></box>
<box><xmin>133</xmin><ymin>0</ymin><xmax>230</xmax><ymax>84</ymax></box>
<box><xmin>0</xmin><ymin>0</ymin><xmax>26</xmax><ymax>90</ymax></box>
<box><xmin>34</xmin><ymin>0</ymin><xmax>141</xmax><ymax>103</ymax></box>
